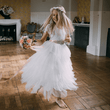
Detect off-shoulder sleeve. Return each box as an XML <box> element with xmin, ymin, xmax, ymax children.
<box><xmin>44</xmin><ymin>24</ymin><xmax>50</xmax><ymax>34</ymax></box>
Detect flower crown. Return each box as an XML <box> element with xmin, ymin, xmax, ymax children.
<box><xmin>50</xmin><ymin>6</ymin><xmax>66</xmax><ymax>14</ymax></box>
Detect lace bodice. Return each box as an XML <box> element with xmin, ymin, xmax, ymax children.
<box><xmin>44</xmin><ymin>24</ymin><xmax>66</xmax><ymax>41</ymax></box>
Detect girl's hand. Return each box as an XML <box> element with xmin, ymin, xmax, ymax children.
<box><xmin>64</xmin><ymin>35</ymin><xmax>71</xmax><ymax>43</ymax></box>
<box><xmin>30</xmin><ymin>46</ymin><xmax>34</xmax><ymax>50</ymax></box>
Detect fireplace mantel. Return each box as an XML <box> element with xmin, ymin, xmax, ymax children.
<box><xmin>0</xmin><ymin>19</ymin><xmax>21</xmax><ymax>41</ymax></box>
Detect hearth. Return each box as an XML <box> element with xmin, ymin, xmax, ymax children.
<box><xmin>0</xmin><ymin>25</ymin><xmax>16</xmax><ymax>42</ymax></box>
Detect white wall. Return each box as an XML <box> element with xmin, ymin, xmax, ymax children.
<box><xmin>87</xmin><ymin>0</ymin><xmax>110</xmax><ymax>56</ymax></box>
<box><xmin>87</xmin><ymin>0</ymin><xmax>99</xmax><ymax>55</ymax></box>
<box><xmin>31</xmin><ymin>0</ymin><xmax>58</xmax><ymax>12</ymax></box>
<box><xmin>99</xmin><ymin>0</ymin><xmax>110</xmax><ymax>56</ymax></box>
<box><xmin>31</xmin><ymin>0</ymin><xmax>77</xmax><ymax>24</ymax></box>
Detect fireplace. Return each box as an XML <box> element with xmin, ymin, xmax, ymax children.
<box><xmin>0</xmin><ymin>19</ymin><xmax>21</xmax><ymax>41</ymax></box>
<box><xmin>106</xmin><ymin>28</ymin><xmax>110</xmax><ymax>58</ymax></box>
<box><xmin>72</xmin><ymin>23</ymin><xmax>90</xmax><ymax>50</ymax></box>
<box><xmin>0</xmin><ymin>25</ymin><xmax>16</xmax><ymax>41</ymax></box>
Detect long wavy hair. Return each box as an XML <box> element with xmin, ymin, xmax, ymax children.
<box><xmin>40</xmin><ymin>6</ymin><xmax>74</xmax><ymax>35</ymax></box>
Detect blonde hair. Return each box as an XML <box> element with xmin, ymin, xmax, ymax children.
<box><xmin>40</xmin><ymin>6</ymin><xmax>74</xmax><ymax>35</ymax></box>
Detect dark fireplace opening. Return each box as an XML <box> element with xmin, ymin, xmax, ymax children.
<box><xmin>0</xmin><ymin>25</ymin><xmax>16</xmax><ymax>42</ymax></box>
<box><xmin>106</xmin><ymin>28</ymin><xmax>110</xmax><ymax>58</ymax></box>
<box><xmin>74</xmin><ymin>26</ymin><xmax>89</xmax><ymax>50</ymax></box>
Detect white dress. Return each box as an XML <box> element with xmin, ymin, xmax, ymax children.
<box><xmin>21</xmin><ymin>24</ymin><xmax>78</xmax><ymax>100</ymax></box>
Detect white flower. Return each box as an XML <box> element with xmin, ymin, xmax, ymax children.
<box><xmin>50</xmin><ymin>6</ymin><xmax>66</xmax><ymax>14</ymax></box>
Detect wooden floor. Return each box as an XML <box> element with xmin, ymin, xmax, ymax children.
<box><xmin>0</xmin><ymin>42</ymin><xmax>110</xmax><ymax>110</ymax></box>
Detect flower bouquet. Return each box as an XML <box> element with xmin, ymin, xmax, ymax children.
<box><xmin>19</xmin><ymin>36</ymin><xmax>32</xmax><ymax>49</ymax></box>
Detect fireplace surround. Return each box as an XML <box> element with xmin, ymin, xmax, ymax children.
<box><xmin>0</xmin><ymin>19</ymin><xmax>21</xmax><ymax>41</ymax></box>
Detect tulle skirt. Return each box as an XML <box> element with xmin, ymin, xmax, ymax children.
<box><xmin>21</xmin><ymin>41</ymin><xmax>78</xmax><ymax>100</ymax></box>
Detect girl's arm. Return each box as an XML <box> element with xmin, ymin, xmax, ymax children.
<box><xmin>37</xmin><ymin>31</ymin><xmax>49</xmax><ymax>43</ymax></box>
<box><xmin>30</xmin><ymin>32</ymin><xmax>49</xmax><ymax>50</ymax></box>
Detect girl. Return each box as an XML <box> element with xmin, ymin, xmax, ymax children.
<box><xmin>0</xmin><ymin>6</ymin><xmax>78</xmax><ymax>108</ymax></box>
